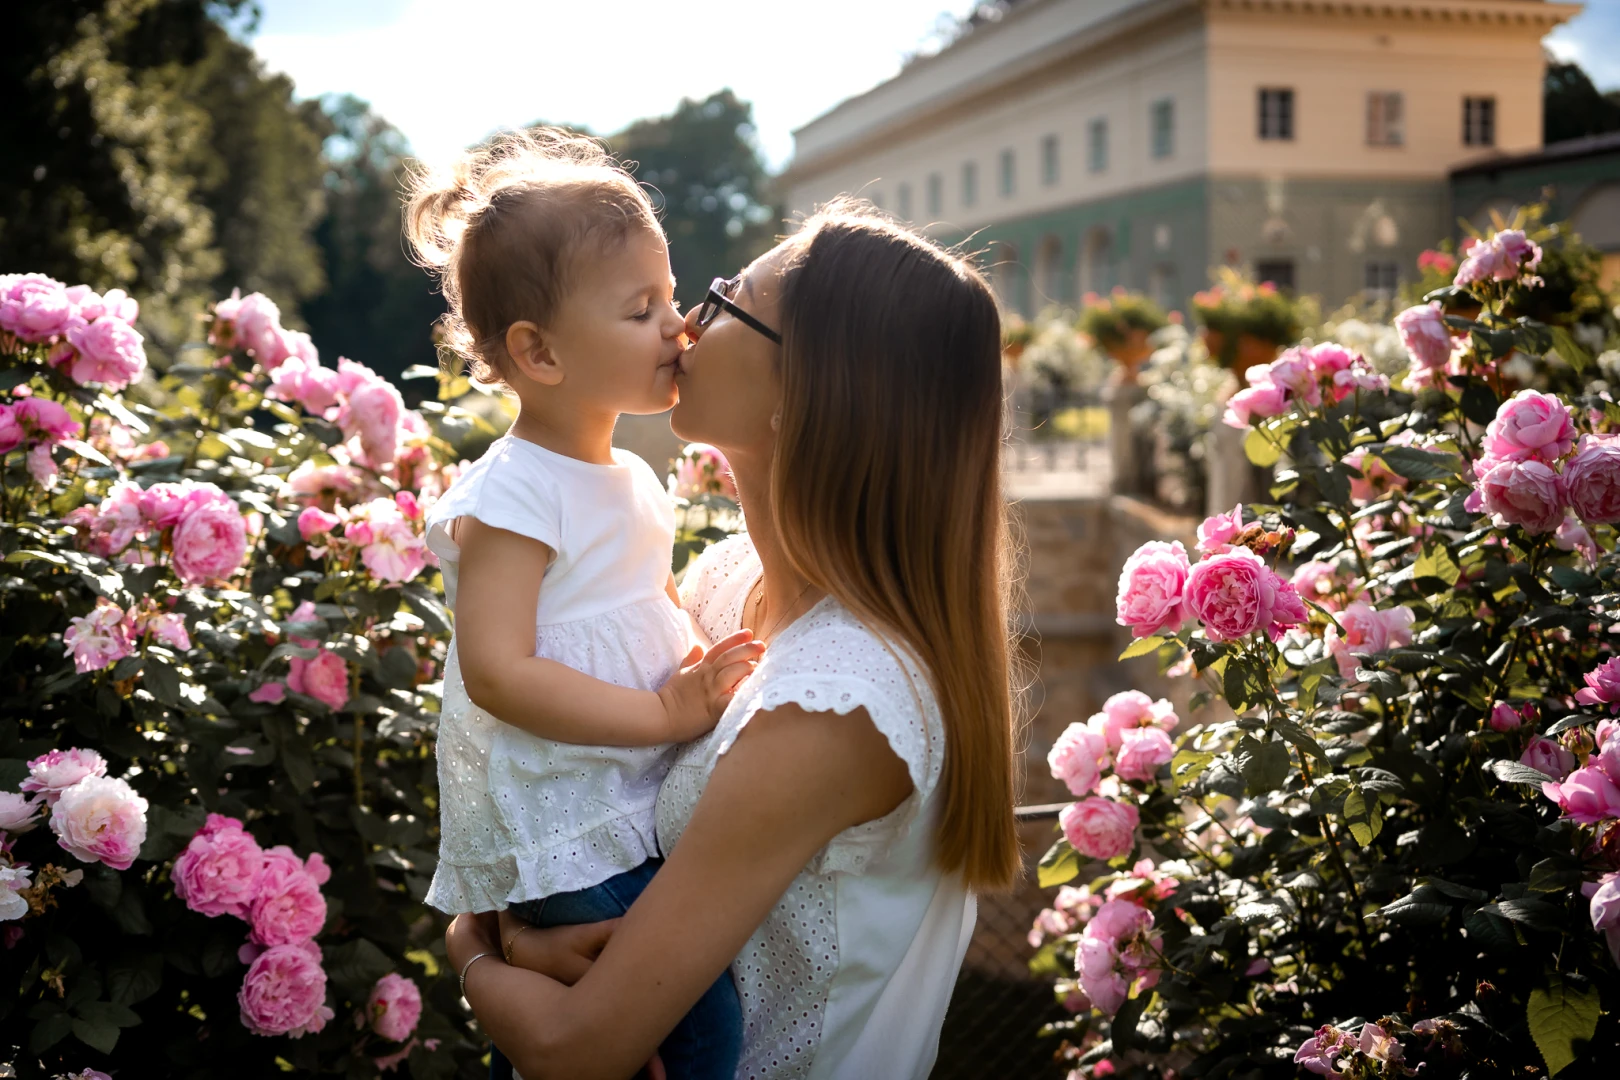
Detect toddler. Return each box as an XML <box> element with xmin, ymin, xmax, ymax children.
<box><xmin>405</xmin><ymin>130</ymin><xmax>756</xmax><ymax>1079</ymax></box>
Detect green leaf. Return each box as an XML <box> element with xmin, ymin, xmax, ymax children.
<box><xmin>1460</xmin><ymin>381</ymin><xmax>1500</xmax><ymax>425</ymax></box>
<box><xmin>1111</xmin><ymin>990</ymin><xmax>1149</xmax><ymax>1051</ymax></box>
<box><xmin>1341</xmin><ymin>787</ymin><xmax>1383</xmax><ymax>846</ymax></box>
<box><xmin>1169</xmin><ymin>749</ymin><xmax>1215</xmax><ymax>791</ymax></box>
<box><xmin>5</xmin><ymin>549</ymin><xmax>68</xmax><ymax>565</ymax></box>
<box><xmin>1381</xmin><ymin>446</ymin><xmax>1465</xmax><ymax>481</ymax></box>
<box><xmin>1528</xmin><ymin>976</ymin><xmax>1601</xmax><ymax>1076</ymax></box>
<box><xmin>29</xmin><ymin>1012</ymin><xmax>74</xmax><ymax>1054</ymax></box>
<box><xmin>1483</xmin><ymin>897</ymin><xmax>1564</xmax><ymax>932</ymax></box>
<box><xmin>401</xmin><ymin>364</ymin><xmax>440</xmax><ymax>380</ymax></box>
<box><xmin>107</xmin><ymin>953</ymin><xmax>163</xmax><ymax>1007</ymax></box>
<box><xmin>325</xmin><ymin>938</ymin><xmax>396</xmax><ymax>994</ymax></box>
<box><xmin>143</xmin><ymin>657</ymin><xmax>181</xmax><ymax>706</ymax></box>
<box><xmin>1550</xmin><ymin>325</ymin><xmax>1593</xmax><ymax>375</ymax></box>
<box><xmin>1484</xmin><ymin>759</ymin><xmax>1553</xmax><ymax>788</ymax></box>
<box><xmin>71</xmin><ymin>1017</ymin><xmax>120</xmax><ymax>1054</ymax></box>
<box><xmin>1234</xmin><ymin>736</ymin><xmax>1290</xmax><ymax>796</ymax></box>
<box><xmin>1037</xmin><ymin>838</ymin><xmax>1081</xmax><ymax>888</ymax></box>
<box><xmin>1118</xmin><ymin>635</ymin><xmax>1166</xmax><ymax>661</ymax></box>
<box><xmin>1272</xmin><ymin>719</ymin><xmax>1328</xmax><ymax>762</ymax></box>
<box><xmin>75</xmin><ymin>1000</ymin><xmax>141</xmax><ymax>1028</ymax></box>
<box><xmin>1244</xmin><ymin>427</ymin><xmax>1281</xmax><ymax>467</ymax></box>
<box><xmin>1414</xmin><ymin>544</ymin><xmax>1461</xmax><ymax>587</ymax></box>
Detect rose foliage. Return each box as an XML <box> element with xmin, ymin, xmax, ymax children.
<box><xmin>1033</xmin><ymin>228</ymin><xmax>1620</xmax><ymax>1079</ymax></box>
<box><xmin>0</xmin><ymin>275</ymin><xmax>508</xmax><ymax>1077</ymax></box>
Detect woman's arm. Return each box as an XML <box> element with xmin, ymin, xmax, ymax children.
<box><xmin>450</xmin><ymin>702</ymin><xmax>915</xmax><ymax>1080</ymax></box>
<box><xmin>454</xmin><ymin>517</ymin><xmax>760</xmax><ymax>746</ymax></box>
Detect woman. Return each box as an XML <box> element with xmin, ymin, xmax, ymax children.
<box><xmin>446</xmin><ymin>202</ymin><xmax>1023</xmax><ymax>1080</ymax></box>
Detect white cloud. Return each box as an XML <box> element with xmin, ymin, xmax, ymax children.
<box><xmin>250</xmin><ymin>0</ymin><xmax>976</xmax><ymax>170</ymax></box>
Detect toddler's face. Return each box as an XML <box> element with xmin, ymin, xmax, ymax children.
<box><xmin>545</xmin><ymin>230</ymin><xmax>686</xmax><ymax>416</ymax></box>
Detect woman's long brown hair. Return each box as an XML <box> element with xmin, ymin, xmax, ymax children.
<box><xmin>771</xmin><ymin>201</ymin><xmax>1024</xmax><ymax>891</ymax></box>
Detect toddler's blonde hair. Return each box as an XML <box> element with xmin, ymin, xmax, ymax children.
<box><xmin>404</xmin><ymin>127</ymin><xmax>661</xmax><ymax>388</ymax></box>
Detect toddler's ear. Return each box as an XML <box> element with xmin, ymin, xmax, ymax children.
<box><xmin>505</xmin><ymin>320</ymin><xmax>564</xmax><ymax>386</ymax></box>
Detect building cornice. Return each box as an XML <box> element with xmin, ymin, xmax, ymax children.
<box><xmin>1206</xmin><ymin>0</ymin><xmax>1580</xmax><ymax>26</ymax></box>
<box><xmin>782</xmin><ymin>0</ymin><xmax>1198</xmax><ymax>188</ymax></box>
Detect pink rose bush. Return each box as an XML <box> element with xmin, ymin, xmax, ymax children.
<box><xmin>669</xmin><ymin>441</ymin><xmax>738</xmax><ymax>501</ymax></box>
<box><xmin>1039</xmin><ymin>224</ymin><xmax>1620</xmax><ymax>1076</ymax></box>
<box><xmin>2</xmin><ymin>279</ymin><xmax>471</xmax><ymax>1069</ymax></box>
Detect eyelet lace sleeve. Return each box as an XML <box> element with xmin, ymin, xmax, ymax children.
<box><xmin>716</xmin><ymin>616</ymin><xmax>945</xmax><ymax>877</ymax></box>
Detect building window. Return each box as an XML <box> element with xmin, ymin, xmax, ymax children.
<box><xmin>1365</xmin><ymin>260</ymin><xmax>1399</xmax><ymax>297</ymax></box>
<box><xmin>897</xmin><ymin>182</ymin><xmax>912</xmax><ymax>221</ymax></box>
<box><xmin>1464</xmin><ymin>96</ymin><xmax>1496</xmax><ymax>146</ymax></box>
<box><xmin>1151</xmin><ymin>99</ymin><xmax>1175</xmax><ymax>159</ymax></box>
<box><xmin>1088</xmin><ymin>118</ymin><xmax>1109</xmax><ymax>172</ymax></box>
<box><xmin>1041</xmin><ymin>135</ymin><xmax>1059</xmax><ymax>186</ymax></box>
<box><xmin>1367</xmin><ymin>92</ymin><xmax>1404</xmax><ymax>146</ymax></box>
<box><xmin>1255</xmin><ymin>259</ymin><xmax>1296</xmax><ymax>292</ymax></box>
<box><xmin>1258</xmin><ymin>88</ymin><xmax>1294</xmax><ymax>140</ymax></box>
<box><xmin>927</xmin><ymin>173</ymin><xmax>943</xmax><ymax>215</ymax></box>
<box><xmin>999</xmin><ymin>149</ymin><xmax>1016</xmax><ymax>197</ymax></box>
<box><xmin>962</xmin><ymin>162</ymin><xmax>978</xmax><ymax>207</ymax></box>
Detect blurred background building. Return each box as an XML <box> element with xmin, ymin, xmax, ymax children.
<box><xmin>782</xmin><ymin>0</ymin><xmax>1585</xmax><ymax>314</ymax></box>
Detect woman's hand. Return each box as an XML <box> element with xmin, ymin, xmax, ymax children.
<box><xmin>445</xmin><ymin>911</ymin><xmax>502</xmax><ymax>982</ymax></box>
<box><xmin>498</xmin><ymin>909</ymin><xmax>619</xmax><ymax>986</ymax></box>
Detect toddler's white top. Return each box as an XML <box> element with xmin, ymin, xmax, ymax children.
<box><xmin>657</xmin><ymin>536</ymin><xmax>975</xmax><ymax>1080</ymax></box>
<box><xmin>423</xmin><ymin>434</ymin><xmax>691</xmax><ymax>914</ymax></box>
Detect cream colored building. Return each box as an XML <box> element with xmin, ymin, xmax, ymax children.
<box><xmin>781</xmin><ymin>0</ymin><xmax>1580</xmax><ymax>313</ymax></box>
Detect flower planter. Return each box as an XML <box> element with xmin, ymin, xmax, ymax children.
<box><xmin>1104</xmin><ymin>328</ymin><xmax>1154</xmax><ymax>384</ymax></box>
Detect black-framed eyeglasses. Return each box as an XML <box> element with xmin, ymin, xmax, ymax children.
<box><xmin>695</xmin><ymin>275</ymin><xmax>782</xmax><ymax>345</ymax></box>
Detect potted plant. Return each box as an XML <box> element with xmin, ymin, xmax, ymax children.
<box><xmin>1003</xmin><ymin>313</ymin><xmax>1035</xmax><ymax>364</ymax></box>
<box><xmin>1192</xmin><ymin>268</ymin><xmax>1308</xmax><ymax>371</ymax></box>
<box><xmin>1077</xmin><ymin>289</ymin><xmax>1170</xmax><ymax>383</ymax></box>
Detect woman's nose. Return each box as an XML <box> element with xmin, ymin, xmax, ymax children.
<box><xmin>682</xmin><ymin>304</ymin><xmax>704</xmax><ymax>341</ymax></box>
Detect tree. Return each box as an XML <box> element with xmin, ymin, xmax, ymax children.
<box><xmin>0</xmin><ymin>1</ymin><xmax>330</xmax><ymax>357</ymax></box>
<box><xmin>1544</xmin><ymin>58</ymin><xmax>1620</xmax><ymax>145</ymax></box>
<box><xmin>300</xmin><ymin>96</ymin><xmax>446</xmax><ymax>385</ymax></box>
<box><xmin>610</xmin><ymin>90</ymin><xmax>778</xmax><ymax>311</ymax></box>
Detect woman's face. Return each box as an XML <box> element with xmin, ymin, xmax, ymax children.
<box><xmin>670</xmin><ymin>245</ymin><xmax>788</xmax><ymax>458</ymax></box>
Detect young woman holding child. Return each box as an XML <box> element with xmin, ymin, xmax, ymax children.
<box><xmin>417</xmin><ymin>130</ymin><xmax>1022</xmax><ymax>1080</ymax></box>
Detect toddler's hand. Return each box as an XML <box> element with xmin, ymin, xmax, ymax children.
<box><xmin>656</xmin><ymin>629</ymin><xmax>763</xmax><ymax>741</ymax></box>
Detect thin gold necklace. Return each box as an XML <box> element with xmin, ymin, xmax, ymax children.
<box><xmin>751</xmin><ymin>577</ymin><xmax>813</xmax><ymax>642</ymax></box>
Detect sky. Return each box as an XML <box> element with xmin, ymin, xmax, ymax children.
<box><xmin>245</xmin><ymin>0</ymin><xmax>1620</xmax><ymax>173</ymax></box>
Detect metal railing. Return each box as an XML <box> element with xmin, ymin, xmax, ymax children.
<box><xmin>930</xmin><ymin>803</ymin><xmax>1072</xmax><ymax>1079</ymax></box>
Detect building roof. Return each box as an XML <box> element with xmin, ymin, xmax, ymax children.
<box><xmin>1450</xmin><ymin>129</ymin><xmax>1620</xmax><ymax>179</ymax></box>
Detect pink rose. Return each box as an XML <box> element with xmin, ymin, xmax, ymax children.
<box><xmin>1476</xmin><ymin>458</ymin><xmax>1565</xmax><ymax>535</ymax></box>
<box><xmin>1342</xmin><ymin>446</ymin><xmax>1406</xmax><ymax>505</ymax></box>
<box><xmin>1048</xmin><ymin>723</ymin><xmax>1109</xmax><ymax>797</ymax></box>
<box><xmin>1556</xmin><ymin>513</ymin><xmax>1598</xmax><ymax>559</ymax></box>
<box><xmin>1489</xmin><ymin>702</ymin><xmax>1523</xmax><ymax>732</ymax></box>
<box><xmin>62</xmin><ymin>599</ymin><xmax>134</xmax><ymax>674</ymax></box>
<box><xmin>1060</xmin><ymin>797</ymin><xmax>1140</xmax><ymax>860</ymax></box>
<box><xmin>238</xmin><ymin>940</ymin><xmax>335</xmax><ymax>1037</ymax></box>
<box><xmin>146</xmin><ymin>612</ymin><xmax>190</xmax><ymax>651</ymax></box>
<box><xmin>289</xmin><ymin>649</ymin><xmax>350</xmax><ymax>711</ymax></box>
<box><xmin>1590</xmin><ymin>873</ymin><xmax>1620</xmax><ymax>931</ymax></box>
<box><xmin>353</xmin><ymin>504</ymin><xmax>427</xmax><ymax>584</ymax></box>
<box><xmin>171</xmin><ymin>496</ymin><xmax>248</xmax><ymax>585</ymax></box>
<box><xmin>1289</xmin><ymin>559</ymin><xmax>1350</xmax><ymax>610</ymax></box>
<box><xmin>49</xmin><ymin>774</ymin><xmax>148</xmax><ymax>870</ymax></box>
<box><xmin>1578</xmin><ymin>657</ymin><xmax>1620</xmax><ymax>714</ymax></box>
<box><xmin>1563</xmin><ymin>435</ymin><xmax>1620</xmax><ymax>524</ymax></box>
<box><xmin>1222</xmin><ymin>382</ymin><xmax>1288</xmax><ymax>428</ymax></box>
<box><xmin>395</xmin><ymin>489</ymin><xmax>422</xmax><ymax>520</ymax></box>
<box><xmin>0</xmin><ymin>273</ymin><xmax>74</xmax><ymax>341</ymax></box>
<box><xmin>26</xmin><ymin>443</ymin><xmax>57</xmax><ymax>485</ymax></box>
<box><xmin>1522</xmin><ymin>736</ymin><xmax>1576</xmax><ymax>781</ymax></box>
<box><xmin>1543</xmin><ymin>766</ymin><xmax>1620</xmax><ymax>823</ymax></box>
<box><xmin>0</xmin><ymin>792</ymin><xmax>42</xmax><ymax>833</ymax></box>
<box><xmin>1094</xmin><ymin>691</ymin><xmax>1177</xmax><ymax>752</ymax></box>
<box><xmin>1394</xmin><ymin>303</ymin><xmax>1454</xmax><ymax>370</ymax></box>
<box><xmin>367</xmin><ymin>972</ymin><xmax>423</xmax><ymax>1042</ymax></box>
<box><xmin>341</xmin><ymin>377</ymin><xmax>405</xmax><ymax>467</ymax></box>
<box><xmin>15</xmin><ymin>397</ymin><xmax>80</xmax><ymax>444</ymax></box>
<box><xmin>1483</xmin><ymin>390</ymin><xmax>1576</xmax><ymax>464</ymax></box>
<box><xmin>0</xmin><ymin>404</ymin><xmax>20</xmax><ymax>454</ymax></box>
<box><xmin>287</xmin><ymin>461</ymin><xmax>362</xmax><ymax>502</ymax></box>
<box><xmin>172</xmin><ymin>814</ymin><xmax>266</xmax><ymax>919</ymax></box>
<box><xmin>1455</xmin><ymin>231</ymin><xmax>1542</xmax><ymax>287</ymax></box>
<box><xmin>65</xmin><ymin>284</ymin><xmax>137</xmax><ymax>324</ymax></box>
<box><xmin>249</xmin><ymin>681</ymin><xmax>287</xmax><ymax>704</ymax></box>
<box><xmin>248</xmin><ymin>847</ymin><xmax>329</xmax><ymax>946</ymax></box>
<box><xmin>1115</xmin><ymin>540</ymin><xmax>1190</xmax><ymax>638</ymax></box>
<box><xmin>669</xmin><ymin>443</ymin><xmax>738</xmax><ymax>500</ymax></box>
<box><xmin>297</xmin><ymin>506</ymin><xmax>340</xmax><ymax>542</ymax></box>
<box><xmin>1496</xmin><ymin>229</ymin><xmax>1542</xmax><ymax>272</ymax></box>
<box><xmin>1264</xmin><ymin>350</ymin><xmax>1322</xmax><ymax>407</ymax></box>
<box><xmin>83</xmin><ymin>481</ymin><xmax>147</xmax><ymax>555</ymax></box>
<box><xmin>233</xmin><ymin>293</ymin><xmax>284</xmax><ymax>361</ymax></box>
<box><xmin>65</xmin><ymin>315</ymin><xmax>146</xmax><ymax>390</ymax></box>
<box><xmin>21</xmin><ymin>748</ymin><xmax>108</xmax><ymax>804</ymax></box>
<box><xmin>1196</xmin><ymin>504</ymin><xmax>1244</xmax><ymax>554</ymax></box>
<box><xmin>1113</xmin><ymin>727</ymin><xmax>1175</xmax><ymax>783</ymax></box>
<box><xmin>1182</xmin><ymin>548</ymin><xmax>1303</xmax><ymax>642</ymax></box>
<box><xmin>267</xmin><ymin>356</ymin><xmax>340</xmax><ymax>416</ymax></box>
<box><xmin>1077</xmin><ymin>936</ymin><xmax>1129</xmax><ymax>1014</ymax></box>
<box><xmin>1324</xmin><ymin>601</ymin><xmax>1415</xmax><ymax>678</ymax></box>
<box><xmin>1087</xmin><ymin>898</ymin><xmax>1154</xmax><ymax>944</ymax></box>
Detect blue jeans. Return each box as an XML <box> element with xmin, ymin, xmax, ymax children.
<box><xmin>488</xmin><ymin>859</ymin><xmax>743</xmax><ymax>1080</ymax></box>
